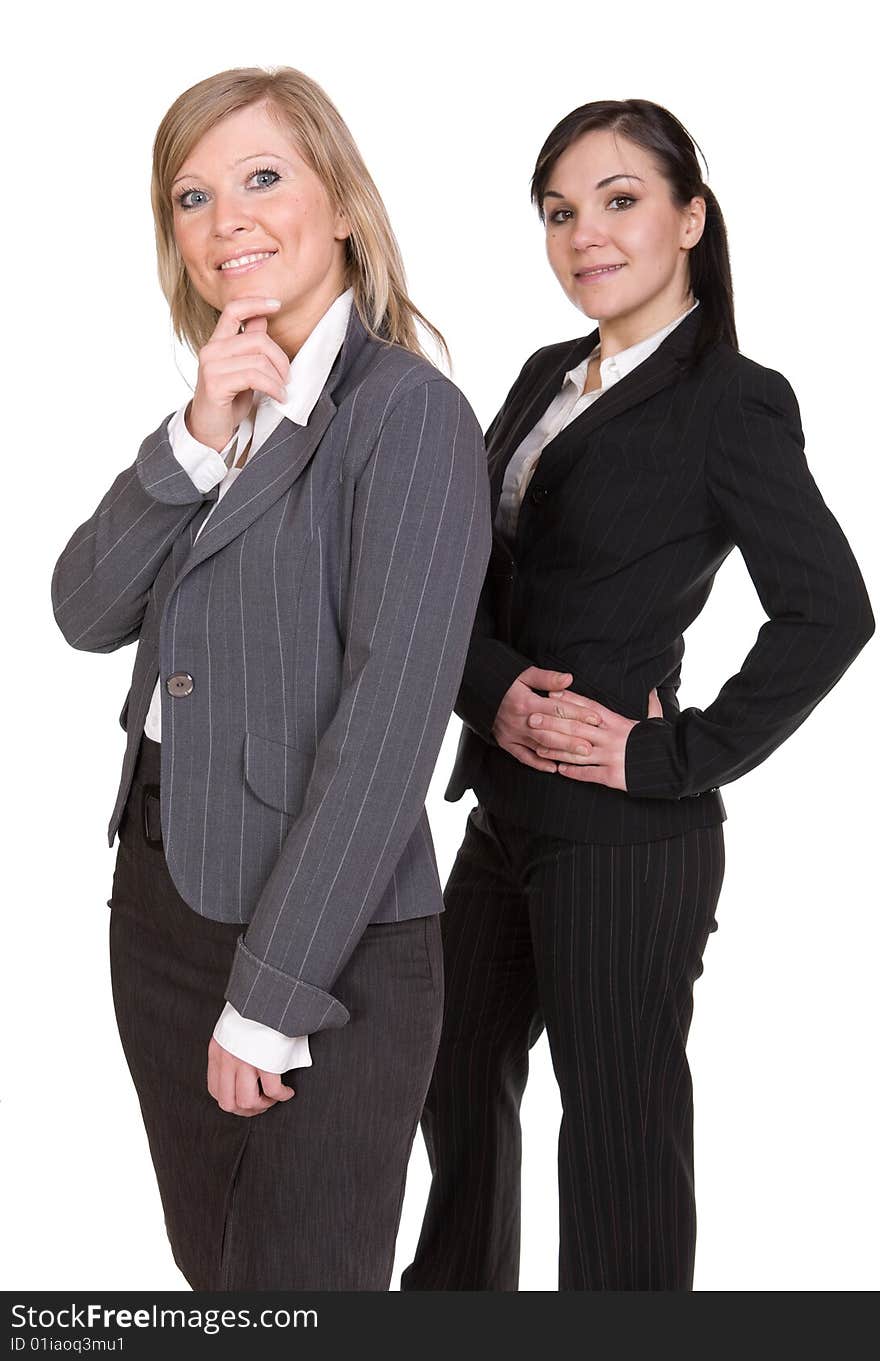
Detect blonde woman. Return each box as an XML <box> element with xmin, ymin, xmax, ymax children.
<box><xmin>52</xmin><ymin>67</ymin><xmax>490</xmax><ymax>1291</ymax></box>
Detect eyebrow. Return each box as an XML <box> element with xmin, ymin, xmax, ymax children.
<box><xmin>542</xmin><ymin>173</ymin><xmax>645</xmax><ymax>200</ymax></box>
<box><xmin>172</xmin><ymin>153</ymin><xmax>290</xmax><ymax>187</ymax></box>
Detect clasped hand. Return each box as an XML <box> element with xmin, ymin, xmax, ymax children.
<box><xmin>491</xmin><ymin>666</ymin><xmax>663</xmax><ymax>792</ymax></box>
<box><xmin>207</xmin><ymin>1037</ymin><xmax>296</xmax><ymax>1118</ymax></box>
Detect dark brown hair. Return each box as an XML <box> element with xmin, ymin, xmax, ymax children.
<box><xmin>531</xmin><ymin>99</ymin><xmax>737</xmax><ymax>363</ymax></box>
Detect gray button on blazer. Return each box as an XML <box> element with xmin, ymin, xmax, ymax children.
<box><xmin>52</xmin><ymin>305</ymin><xmax>492</xmax><ymax>1038</ymax></box>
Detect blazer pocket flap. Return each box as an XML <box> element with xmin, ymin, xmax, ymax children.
<box><xmin>244</xmin><ymin>731</ymin><xmax>311</xmax><ymax>815</ymax></box>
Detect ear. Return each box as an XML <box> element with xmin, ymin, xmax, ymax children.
<box><xmin>681</xmin><ymin>195</ymin><xmax>707</xmax><ymax>251</ymax></box>
<box><xmin>334</xmin><ymin>206</ymin><xmax>352</xmax><ymax>243</ymax></box>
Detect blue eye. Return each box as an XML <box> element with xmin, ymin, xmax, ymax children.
<box><xmin>174</xmin><ymin>165</ymin><xmax>282</xmax><ymax>210</ymax></box>
<box><xmin>175</xmin><ymin>186</ymin><xmax>206</xmax><ymax>210</ymax></box>
<box><xmin>250</xmin><ymin>166</ymin><xmax>281</xmax><ymax>189</ymax></box>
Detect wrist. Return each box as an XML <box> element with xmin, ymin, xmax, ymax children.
<box><xmin>185</xmin><ymin>399</ymin><xmax>234</xmax><ymax>454</ymax></box>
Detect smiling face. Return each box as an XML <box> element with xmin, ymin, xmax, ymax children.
<box><xmin>542</xmin><ymin>127</ymin><xmax>705</xmax><ymax>339</ymax></box>
<box><xmin>170</xmin><ymin>100</ymin><xmax>350</xmax><ymax>351</ymax></box>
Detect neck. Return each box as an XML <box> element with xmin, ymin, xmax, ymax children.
<box><xmin>267</xmin><ymin>275</ymin><xmax>348</xmax><ymax>360</ymax></box>
<box><xmin>596</xmin><ymin>286</ymin><xmax>694</xmax><ymax>361</ymax></box>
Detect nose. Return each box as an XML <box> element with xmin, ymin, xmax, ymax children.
<box><xmin>569</xmin><ymin>215</ymin><xmax>608</xmax><ymax>252</ymax></box>
<box><xmin>209</xmin><ymin>187</ymin><xmax>258</xmax><ymax>240</ymax></box>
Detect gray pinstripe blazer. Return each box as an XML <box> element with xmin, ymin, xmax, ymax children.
<box><xmin>52</xmin><ymin>306</ymin><xmax>491</xmax><ymax>1037</ymax></box>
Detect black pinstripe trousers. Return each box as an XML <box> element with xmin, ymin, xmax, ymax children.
<box><xmin>401</xmin><ymin>803</ymin><xmax>725</xmax><ymax>1291</ymax></box>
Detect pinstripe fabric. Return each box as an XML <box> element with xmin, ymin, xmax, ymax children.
<box><xmin>110</xmin><ymin>732</ymin><xmax>444</xmax><ymax>1290</ymax></box>
<box><xmin>401</xmin><ymin>805</ymin><xmax>725</xmax><ymax>1291</ymax></box>
<box><xmin>446</xmin><ymin>305</ymin><xmax>873</xmax><ymax>841</ymax></box>
<box><xmin>52</xmin><ymin>306</ymin><xmax>492</xmax><ymax>1037</ymax></box>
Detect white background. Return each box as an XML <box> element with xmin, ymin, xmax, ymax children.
<box><xmin>3</xmin><ymin>0</ymin><xmax>877</xmax><ymax>1292</ymax></box>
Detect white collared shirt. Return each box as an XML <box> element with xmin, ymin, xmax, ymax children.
<box><xmin>495</xmin><ymin>301</ymin><xmax>699</xmax><ymax>544</ymax></box>
<box><xmin>139</xmin><ymin>287</ymin><xmax>354</xmax><ymax>1075</ymax></box>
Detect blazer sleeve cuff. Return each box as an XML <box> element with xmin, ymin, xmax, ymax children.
<box><xmin>457</xmin><ymin>638</ymin><xmax>534</xmax><ymax>742</ymax></box>
<box><xmin>134</xmin><ymin>411</ymin><xmax>219</xmax><ymax>507</ymax></box>
<box><xmin>224</xmin><ymin>938</ymin><xmax>351</xmax><ymax>1035</ymax></box>
<box><xmin>624</xmin><ymin>718</ymin><xmax>685</xmax><ymax>799</ymax></box>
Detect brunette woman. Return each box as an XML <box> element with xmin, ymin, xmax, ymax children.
<box><xmin>402</xmin><ymin>98</ymin><xmax>873</xmax><ymax>1291</ymax></box>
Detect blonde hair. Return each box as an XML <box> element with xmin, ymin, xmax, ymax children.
<box><xmin>150</xmin><ymin>66</ymin><xmax>447</xmax><ymax>364</ymax></box>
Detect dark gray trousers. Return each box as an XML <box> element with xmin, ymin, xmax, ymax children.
<box><xmin>109</xmin><ymin>735</ymin><xmax>443</xmax><ymax>1290</ymax></box>
<box><xmin>401</xmin><ymin>804</ymin><xmax>725</xmax><ymax>1291</ymax></box>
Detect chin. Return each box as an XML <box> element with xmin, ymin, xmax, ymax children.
<box><xmin>571</xmin><ymin>296</ymin><xmax>612</xmax><ymax>322</ymax></box>
<box><xmin>573</xmin><ymin>292</ymin><xmax>639</xmax><ymax>325</ymax></box>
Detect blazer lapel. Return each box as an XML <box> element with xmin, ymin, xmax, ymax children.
<box><xmin>171</xmin><ymin>493</ymin><xmax>220</xmax><ymax>578</ymax></box>
<box><xmin>527</xmin><ymin>303</ymin><xmax>702</xmax><ymax>496</ymax></box>
<box><xmin>166</xmin><ymin>302</ymin><xmax>378</xmax><ymax>593</ymax></box>
<box><xmin>487</xmin><ymin>334</ymin><xmax>596</xmax><ymax>519</ymax></box>
<box><xmin>178</xmin><ymin>393</ymin><xmax>337</xmax><ymax>578</ymax></box>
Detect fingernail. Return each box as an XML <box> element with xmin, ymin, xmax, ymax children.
<box><xmin>530</xmin><ymin>714</ymin><xmax>543</xmax><ymax>726</ymax></box>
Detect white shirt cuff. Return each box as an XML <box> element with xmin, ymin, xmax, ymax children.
<box><xmin>166</xmin><ymin>403</ymin><xmax>237</xmax><ymax>493</ymax></box>
<box><xmin>212</xmin><ymin>1002</ymin><xmax>313</xmax><ymax>1073</ymax></box>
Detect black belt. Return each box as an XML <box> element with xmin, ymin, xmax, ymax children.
<box><xmin>140</xmin><ymin>783</ymin><xmax>163</xmax><ymax>846</ymax></box>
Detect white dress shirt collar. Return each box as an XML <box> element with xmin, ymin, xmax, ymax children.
<box><xmin>270</xmin><ymin>285</ymin><xmax>354</xmax><ymax>427</ymax></box>
<box><xmin>227</xmin><ymin>286</ymin><xmax>354</xmax><ymax>474</ymax></box>
<box><xmin>563</xmin><ymin>298</ymin><xmax>700</xmax><ymax>396</ymax></box>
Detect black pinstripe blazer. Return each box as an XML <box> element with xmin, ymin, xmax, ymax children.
<box><xmin>446</xmin><ymin>304</ymin><xmax>874</xmax><ymax>843</ymax></box>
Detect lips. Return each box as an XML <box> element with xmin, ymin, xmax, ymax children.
<box><xmin>215</xmin><ymin>249</ymin><xmax>278</xmax><ymax>270</ymax></box>
<box><xmin>575</xmin><ymin>263</ymin><xmax>625</xmax><ymax>279</ymax></box>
